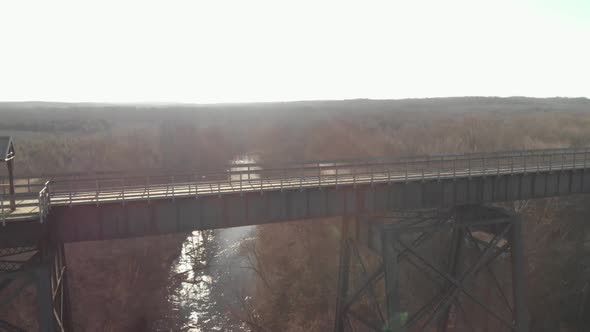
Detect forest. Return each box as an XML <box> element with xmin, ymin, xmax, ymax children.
<box><xmin>1</xmin><ymin>97</ymin><xmax>590</xmax><ymax>331</ymax></box>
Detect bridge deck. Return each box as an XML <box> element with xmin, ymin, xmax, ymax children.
<box><xmin>1</xmin><ymin>147</ymin><xmax>588</xmax><ymax>225</ymax></box>
<box><xmin>0</xmin><ymin>197</ymin><xmax>40</xmax><ymax>223</ymax></box>
<box><xmin>46</xmin><ymin>162</ymin><xmax>585</xmax><ymax>204</ymax></box>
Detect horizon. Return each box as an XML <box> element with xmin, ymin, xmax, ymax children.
<box><xmin>1</xmin><ymin>95</ymin><xmax>590</xmax><ymax>107</ymax></box>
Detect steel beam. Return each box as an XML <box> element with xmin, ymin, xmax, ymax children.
<box><xmin>438</xmin><ymin>227</ymin><xmax>463</xmax><ymax>332</ymax></box>
<box><xmin>59</xmin><ymin>243</ymin><xmax>73</xmax><ymax>332</ymax></box>
<box><xmin>334</xmin><ymin>206</ymin><xmax>528</xmax><ymax>332</ymax></box>
<box><xmin>35</xmin><ymin>264</ymin><xmax>54</xmax><ymax>332</ymax></box>
<box><xmin>510</xmin><ymin>216</ymin><xmax>529</xmax><ymax>332</ymax></box>
<box><xmin>382</xmin><ymin>226</ymin><xmax>402</xmax><ymax>332</ymax></box>
<box><xmin>0</xmin><ymin>319</ymin><xmax>26</xmax><ymax>332</ymax></box>
<box><xmin>0</xmin><ymin>239</ymin><xmax>71</xmax><ymax>331</ymax></box>
<box><xmin>334</xmin><ymin>217</ymin><xmax>352</xmax><ymax>332</ymax></box>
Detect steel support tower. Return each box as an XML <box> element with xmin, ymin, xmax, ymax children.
<box><xmin>0</xmin><ymin>223</ymin><xmax>72</xmax><ymax>332</ymax></box>
<box><xmin>334</xmin><ymin>205</ymin><xmax>529</xmax><ymax>332</ymax></box>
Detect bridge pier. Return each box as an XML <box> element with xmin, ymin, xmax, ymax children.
<box><xmin>0</xmin><ymin>232</ymin><xmax>72</xmax><ymax>331</ymax></box>
<box><xmin>333</xmin><ymin>206</ymin><xmax>530</xmax><ymax>332</ymax></box>
<box><xmin>381</xmin><ymin>225</ymin><xmax>402</xmax><ymax>332</ymax></box>
<box><xmin>37</xmin><ymin>240</ymin><xmax>72</xmax><ymax>332</ymax></box>
<box><xmin>510</xmin><ymin>216</ymin><xmax>529</xmax><ymax>332</ymax></box>
<box><xmin>334</xmin><ymin>217</ymin><xmax>352</xmax><ymax>332</ymax></box>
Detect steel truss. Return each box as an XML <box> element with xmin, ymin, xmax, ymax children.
<box><xmin>334</xmin><ymin>205</ymin><xmax>529</xmax><ymax>332</ymax></box>
<box><xmin>0</xmin><ymin>238</ymin><xmax>72</xmax><ymax>332</ymax></box>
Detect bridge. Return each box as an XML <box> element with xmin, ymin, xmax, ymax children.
<box><xmin>2</xmin><ymin>147</ymin><xmax>590</xmax><ymax>331</ymax></box>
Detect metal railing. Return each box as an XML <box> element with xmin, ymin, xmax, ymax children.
<box><xmin>0</xmin><ymin>181</ymin><xmax>51</xmax><ymax>225</ymax></box>
<box><xmin>44</xmin><ymin>147</ymin><xmax>590</xmax><ymax>206</ymax></box>
<box><xmin>2</xmin><ymin>146</ymin><xmax>588</xmax><ymax>189</ymax></box>
<box><xmin>38</xmin><ymin>181</ymin><xmax>50</xmax><ymax>223</ymax></box>
<box><xmin>1</xmin><ymin>147</ymin><xmax>590</xmax><ymax>224</ymax></box>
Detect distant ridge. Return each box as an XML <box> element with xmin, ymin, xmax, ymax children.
<box><xmin>0</xmin><ymin>96</ymin><xmax>588</xmax><ymax>109</ymax></box>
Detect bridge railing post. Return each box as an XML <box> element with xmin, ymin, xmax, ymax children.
<box><xmin>561</xmin><ymin>152</ymin><xmax>565</xmax><ymax>170</ymax></box>
<box><xmin>573</xmin><ymin>151</ymin><xmax>577</xmax><ymax>169</ymax></box>
<box><xmin>147</xmin><ymin>176</ymin><xmax>151</xmax><ymax>202</ymax></box>
<box><xmin>68</xmin><ymin>180</ymin><xmax>72</xmax><ymax>207</ymax></box>
<box><xmin>262</xmin><ymin>170</ymin><xmax>264</xmax><ymax>196</ymax></box>
<box><xmin>1</xmin><ymin>194</ymin><xmax>5</xmax><ymax>226</ymax></box>
<box><xmin>281</xmin><ymin>167</ymin><xmax>284</xmax><ymax>192</ymax></box>
<box><xmin>387</xmin><ymin>162</ymin><xmax>392</xmax><ymax>184</ymax></box>
<box><xmin>171</xmin><ymin>175</ymin><xmax>175</xmax><ymax>200</ymax></box>
<box><xmin>95</xmin><ymin>179</ymin><xmax>99</xmax><ymax>204</ymax></box>
<box><xmin>47</xmin><ymin>180</ymin><xmax>51</xmax><ymax>203</ymax></box>
<box><xmin>319</xmin><ymin>162</ymin><xmax>322</xmax><ymax>188</ymax></box>
<box><xmin>195</xmin><ymin>173</ymin><xmax>199</xmax><ymax>200</ymax></box>
<box><xmin>39</xmin><ymin>189</ymin><xmax>44</xmax><ymax>223</ymax></box>
<box><xmin>300</xmin><ymin>164</ymin><xmax>303</xmax><ymax>190</ymax></box>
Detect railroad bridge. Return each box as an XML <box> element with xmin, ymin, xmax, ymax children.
<box><xmin>2</xmin><ymin>145</ymin><xmax>590</xmax><ymax>331</ymax></box>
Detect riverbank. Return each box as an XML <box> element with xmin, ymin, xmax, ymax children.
<box><xmin>67</xmin><ymin>234</ymin><xmax>187</xmax><ymax>331</ymax></box>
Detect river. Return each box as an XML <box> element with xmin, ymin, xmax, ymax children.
<box><xmin>165</xmin><ymin>157</ymin><xmax>260</xmax><ymax>331</ymax></box>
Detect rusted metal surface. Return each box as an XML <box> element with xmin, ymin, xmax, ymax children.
<box><xmin>335</xmin><ymin>207</ymin><xmax>528</xmax><ymax>332</ymax></box>
<box><xmin>1</xmin><ymin>147</ymin><xmax>590</xmax><ymax>226</ymax></box>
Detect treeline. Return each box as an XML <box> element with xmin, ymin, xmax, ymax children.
<box><xmin>0</xmin><ymin>118</ymin><xmax>110</xmax><ymax>133</ymax></box>
<box><xmin>1</xmin><ymin>96</ymin><xmax>589</xmax><ymax>136</ymax></box>
<box><xmin>1</xmin><ymin>97</ymin><xmax>590</xmax><ymax>330</ymax></box>
<box><xmin>2</xmin><ymin>97</ymin><xmax>590</xmax><ymax>175</ymax></box>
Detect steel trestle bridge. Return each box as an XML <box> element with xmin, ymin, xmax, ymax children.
<box><xmin>2</xmin><ymin>147</ymin><xmax>590</xmax><ymax>331</ymax></box>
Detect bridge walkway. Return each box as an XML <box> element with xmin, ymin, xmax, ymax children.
<box><xmin>1</xmin><ymin>147</ymin><xmax>588</xmax><ymax>225</ymax></box>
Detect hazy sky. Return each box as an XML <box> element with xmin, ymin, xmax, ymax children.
<box><xmin>1</xmin><ymin>0</ymin><xmax>588</xmax><ymax>103</ymax></box>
